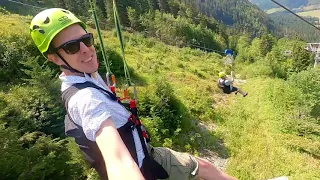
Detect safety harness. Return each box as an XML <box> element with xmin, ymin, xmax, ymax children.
<box><xmin>217</xmin><ymin>78</ymin><xmax>226</xmax><ymax>88</ymax></box>
<box><xmin>62</xmin><ymin>81</ymin><xmax>168</xmax><ymax>180</ymax></box>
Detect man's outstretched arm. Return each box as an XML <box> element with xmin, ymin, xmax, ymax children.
<box><xmin>96</xmin><ymin>118</ymin><xmax>145</xmax><ymax>180</ymax></box>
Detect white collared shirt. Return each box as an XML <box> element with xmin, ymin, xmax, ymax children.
<box><xmin>59</xmin><ymin>72</ymin><xmax>145</xmax><ymax>167</ymax></box>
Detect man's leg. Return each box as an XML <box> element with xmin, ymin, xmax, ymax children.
<box><xmin>151</xmin><ymin>147</ymin><xmax>238</xmax><ymax>180</ymax></box>
<box><xmin>232</xmin><ymin>86</ymin><xmax>248</xmax><ymax>97</ymax></box>
<box><xmin>152</xmin><ymin>147</ymin><xmax>199</xmax><ymax>180</ymax></box>
<box><xmin>196</xmin><ymin>157</ymin><xmax>238</xmax><ymax>180</ymax></box>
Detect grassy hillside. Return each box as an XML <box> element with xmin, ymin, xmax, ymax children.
<box><xmin>309</xmin><ymin>0</ymin><xmax>320</xmax><ymax>5</ymax></box>
<box><xmin>251</xmin><ymin>0</ymin><xmax>308</xmax><ymax>10</ymax></box>
<box><xmin>250</xmin><ymin>0</ymin><xmax>320</xmax><ymax>11</ymax></box>
<box><xmin>1</xmin><ymin>11</ymin><xmax>319</xmax><ymax>180</ymax></box>
<box><xmin>265</xmin><ymin>4</ymin><xmax>320</xmax><ymax>15</ymax></box>
<box><xmin>298</xmin><ymin>9</ymin><xmax>320</xmax><ymax>19</ymax></box>
<box><xmin>266</xmin><ymin>8</ymin><xmax>286</xmax><ymax>14</ymax></box>
<box><xmin>216</xmin><ymin>77</ymin><xmax>320</xmax><ymax>180</ymax></box>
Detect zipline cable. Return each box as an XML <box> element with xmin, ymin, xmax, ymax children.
<box><xmin>112</xmin><ymin>0</ymin><xmax>138</xmax><ymax>102</ymax></box>
<box><xmin>88</xmin><ymin>0</ymin><xmax>112</xmax><ymax>86</ymax></box>
<box><xmin>112</xmin><ymin>0</ymin><xmax>133</xmax><ymax>87</ymax></box>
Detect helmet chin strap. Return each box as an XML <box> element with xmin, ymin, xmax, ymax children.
<box><xmin>56</xmin><ymin>52</ymin><xmax>83</xmax><ymax>74</ymax></box>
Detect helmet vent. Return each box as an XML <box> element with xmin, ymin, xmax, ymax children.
<box><xmin>32</xmin><ymin>25</ymin><xmax>39</xmax><ymax>30</ymax></box>
<box><xmin>44</xmin><ymin>17</ymin><xmax>50</xmax><ymax>24</ymax></box>
<box><xmin>39</xmin><ymin>29</ymin><xmax>45</xmax><ymax>34</ymax></box>
<box><xmin>62</xmin><ymin>10</ymin><xmax>70</xmax><ymax>14</ymax></box>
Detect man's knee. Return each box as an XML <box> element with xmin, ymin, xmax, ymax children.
<box><xmin>196</xmin><ymin>157</ymin><xmax>229</xmax><ymax>179</ymax></box>
<box><xmin>152</xmin><ymin>147</ymin><xmax>200</xmax><ymax>179</ymax></box>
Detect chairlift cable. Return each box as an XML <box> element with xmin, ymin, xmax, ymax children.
<box><xmin>5</xmin><ymin>0</ymin><xmax>46</xmax><ymax>10</ymax></box>
<box><xmin>271</xmin><ymin>0</ymin><xmax>320</xmax><ymax>31</ymax></box>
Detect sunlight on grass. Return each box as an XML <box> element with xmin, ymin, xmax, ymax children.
<box><xmin>216</xmin><ymin>78</ymin><xmax>320</xmax><ymax>180</ymax></box>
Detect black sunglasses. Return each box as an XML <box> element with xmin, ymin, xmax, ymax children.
<box><xmin>54</xmin><ymin>33</ymin><xmax>94</xmax><ymax>54</ymax></box>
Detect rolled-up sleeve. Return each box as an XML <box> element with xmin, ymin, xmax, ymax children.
<box><xmin>68</xmin><ymin>87</ymin><xmax>113</xmax><ymax>141</ymax></box>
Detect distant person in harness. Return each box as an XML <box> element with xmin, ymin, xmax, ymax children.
<box><xmin>29</xmin><ymin>8</ymin><xmax>238</xmax><ymax>180</ymax></box>
<box><xmin>218</xmin><ymin>72</ymin><xmax>248</xmax><ymax>97</ymax></box>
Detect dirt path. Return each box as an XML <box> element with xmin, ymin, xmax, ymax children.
<box><xmin>195</xmin><ymin>112</ymin><xmax>229</xmax><ymax>171</ymax></box>
<box><xmin>198</xmin><ymin>76</ymin><xmax>247</xmax><ymax>171</ymax></box>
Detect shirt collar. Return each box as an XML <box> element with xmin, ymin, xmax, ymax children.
<box><xmin>59</xmin><ymin>72</ymin><xmax>109</xmax><ymax>92</ymax></box>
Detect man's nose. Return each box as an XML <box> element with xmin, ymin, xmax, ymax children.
<box><xmin>79</xmin><ymin>42</ymin><xmax>90</xmax><ymax>53</ymax></box>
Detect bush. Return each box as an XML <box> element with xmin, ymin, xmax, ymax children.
<box><xmin>237</xmin><ymin>60</ymin><xmax>273</xmax><ymax>78</ymax></box>
<box><xmin>0</xmin><ymin>7</ymin><xmax>10</xmax><ymax>14</ymax></box>
<box><xmin>288</xmin><ymin>68</ymin><xmax>320</xmax><ymax>117</ymax></box>
<box><xmin>0</xmin><ymin>37</ymin><xmax>32</xmax><ymax>83</ymax></box>
<box><xmin>1</xmin><ymin>85</ymin><xmax>64</xmax><ymax>137</ymax></box>
<box><xmin>0</xmin><ymin>125</ymin><xmax>86</xmax><ymax>180</ymax></box>
<box><xmin>139</xmin><ymin>77</ymin><xmax>182</xmax><ymax>132</ymax></box>
<box><xmin>137</xmin><ymin>77</ymin><xmax>189</xmax><ymax>146</ymax></box>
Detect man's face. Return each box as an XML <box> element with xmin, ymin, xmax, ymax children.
<box><xmin>50</xmin><ymin>24</ymin><xmax>99</xmax><ymax>74</ymax></box>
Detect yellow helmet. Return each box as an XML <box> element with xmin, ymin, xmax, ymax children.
<box><xmin>218</xmin><ymin>71</ymin><xmax>226</xmax><ymax>78</ymax></box>
<box><xmin>30</xmin><ymin>8</ymin><xmax>86</xmax><ymax>54</ymax></box>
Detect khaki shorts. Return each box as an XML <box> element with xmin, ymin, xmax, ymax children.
<box><xmin>151</xmin><ymin>147</ymin><xmax>199</xmax><ymax>180</ymax></box>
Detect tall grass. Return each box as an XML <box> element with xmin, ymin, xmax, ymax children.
<box><xmin>216</xmin><ymin>78</ymin><xmax>320</xmax><ymax>180</ymax></box>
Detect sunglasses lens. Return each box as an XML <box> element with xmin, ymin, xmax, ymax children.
<box><xmin>63</xmin><ymin>41</ymin><xmax>80</xmax><ymax>54</ymax></box>
<box><xmin>82</xmin><ymin>34</ymin><xmax>94</xmax><ymax>47</ymax></box>
<box><xmin>58</xmin><ymin>33</ymin><xmax>94</xmax><ymax>54</ymax></box>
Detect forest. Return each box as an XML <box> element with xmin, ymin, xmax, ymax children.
<box><xmin>0</xmin><ymin>0</ymin><xmax>319</xmax><ymax>179</ymax></box>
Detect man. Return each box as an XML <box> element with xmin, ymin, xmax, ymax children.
<box><xmin>30</xmin><ymin>8</ymin><xmax>238</xmax><ymax>180</ymax></box>
<box><xmin>218</xmin><ymin>72</ymin><xmax>248</xmax><ymax>97</ymax></box>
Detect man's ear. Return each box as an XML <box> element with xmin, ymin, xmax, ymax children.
<box><xmin>48</xmin><ymin>53</ymin><xmax>63</xmax><ymax>65</ymax></box>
